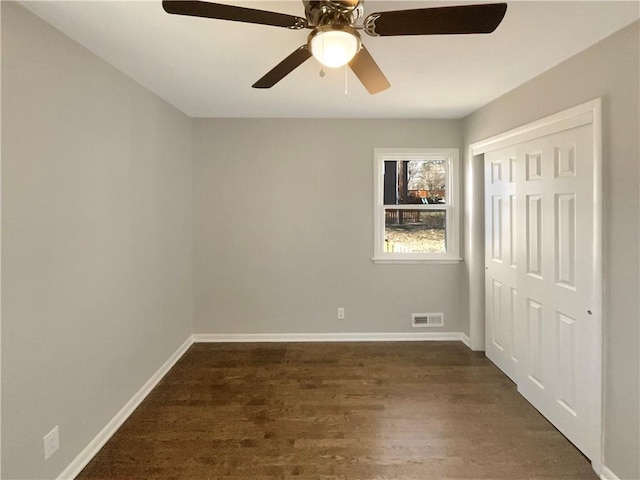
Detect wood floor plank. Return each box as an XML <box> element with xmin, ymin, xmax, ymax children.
<box><xmin>76</xmin><ymin>342</ymin><xmax>596</xmax><ymax>480</ymax></box>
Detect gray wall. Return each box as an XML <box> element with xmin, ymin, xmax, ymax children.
<box><xmin>463</xmin><ymin>21</ymin><xmax>640</xmax><ymax>480</ymax></box>
<box><xmin>1</xmin><ymin>3</ymin><xmax>193</xmax><ymax>479</ymax></box>
<box><xmin>193</xmin><ymin>119</ymin><xmax>465</xmax><ymax>335</ymax></box>
<box><xmin>3</xmin><ymin>2</ymin><xmax>638</xmax><ymax>479</ymax></box>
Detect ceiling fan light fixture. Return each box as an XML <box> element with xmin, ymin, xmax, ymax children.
<box><xmin>163</xmin><ymin>1</ymin><xmax>508</xmax><ymax>93</ymax></box>
<box><xmin>309</xmin><ymin>25</ymin><xmax>361</xmax><ymax>69</ymax></box>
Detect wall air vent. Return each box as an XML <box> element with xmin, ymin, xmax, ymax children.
<box><xmin>412</xmin><ymin>312</ymin><xmax>444</xmax><ymax>328</ymax></box>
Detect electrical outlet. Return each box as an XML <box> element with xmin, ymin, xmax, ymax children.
<box><xmin>43</xmin><ymin>425</ymin><xmax>59</xmax><ymax>460</ymax></box>
<box><xmin>337</xmin><ymin>307</ymin><xmax>345</xmax><ymax>319</ymax></box>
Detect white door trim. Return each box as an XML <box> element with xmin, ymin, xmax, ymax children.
<box><xmin>466</xmin><ymin>98</ymin><xmax>603</xmax><ymax>473</ymax></box>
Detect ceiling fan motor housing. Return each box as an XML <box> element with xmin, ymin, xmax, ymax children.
<box><xmin>303</xmin><ymin>0</ymin><xmax>363</xmax><ymax>27</ymax></box>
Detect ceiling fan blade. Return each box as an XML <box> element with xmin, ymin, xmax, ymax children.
<box><xmin>349</xmin><ymin>45</ymin><xmax>390</xmax><ymax>95</ymax></box>
<box><xmin>364</xmin><ymin>3</ymin><xmax>507</xmax><ymax>37</ymax></box>
<box><xmin>252</xmin><ymin>45</ymin><xmax>312</xmax><ymax>89</ymax></box>
<box><xmin>162</xmin><ymin>1</ymin><xmax>308</xmax><ymax>30</ymax></box>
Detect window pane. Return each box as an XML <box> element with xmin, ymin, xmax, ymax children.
<box><xmin>384</xmin><ymin>209</ymin><xmax>446</xmax><ymax>253</ymax></box>
<box><xmin>383</xmin><ymin>159</ymin><xmax>446</xmax><ymax>205</ymax></box>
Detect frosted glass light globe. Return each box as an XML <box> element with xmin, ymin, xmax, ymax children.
<box><xmin>309</xmin><ymin>28</ymin><xmax>360</xmax><ymax>68</ymax></box>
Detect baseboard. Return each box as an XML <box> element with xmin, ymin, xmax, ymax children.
<box><xmin>600</xmin><ymin>465</ymin><xmax>621</xmax><ymax>480</ymax></box>
<box><xmin>57</xmin><ymin>335</ymin><xmax>194</xmax><ymax>480</ymax></box>
<box><xmin>193</xmin><ymin>332</ymin><xmax>467</xmax><ymax>343</ymax></box>
<box><xmin>460</xmin><ymin>333</ymin><xmax>471</xmax><ymax>348</ymax></box>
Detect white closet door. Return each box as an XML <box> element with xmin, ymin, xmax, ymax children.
<box><xmin>516</xmin><ymin>124</ymin><xmax>597</xmax><ymax>460</ymax></box>
<box><xmin>484</xmin><ymin>147</ymin><xmax>519</xmax><ymax>382</ymax></box>
<box><xmin>485</xmin><ymin>123</ymin><xmax>598</xmax><ymax>461</ymax></box>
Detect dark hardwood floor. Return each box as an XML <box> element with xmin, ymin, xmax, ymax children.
<box><xmin>77</xmin><ymin>342</ymin><xmax>596</xmax><ymax>479</ymax></box>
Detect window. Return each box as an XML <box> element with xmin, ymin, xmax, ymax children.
<box><xmin>373</xmin><ymin>148</ymin><xmax>461</xmax><ymax>264</ymax></box>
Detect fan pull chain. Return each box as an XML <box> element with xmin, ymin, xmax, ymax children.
<box><xmin>319</xmin><ymin>68</ymin><xmax>325</xmax><ymax>78</ymax></box>
<box><xmin>344</xmin><ymin>65</ymin><xmax>348</xmax><ymax>97</ymax></box>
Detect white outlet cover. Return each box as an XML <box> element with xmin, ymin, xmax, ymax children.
<box><xmin>43</xmin><ymin>425</ymin><xmax>59</xmax><ymax>460</ymax></box>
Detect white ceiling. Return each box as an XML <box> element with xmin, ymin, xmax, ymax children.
<box><xmin>20</xmin><ymin>1</ymin><xmax>639</xmax><ymax>118</ymax></box>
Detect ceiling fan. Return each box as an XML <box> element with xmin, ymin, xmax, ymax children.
<box><xmin>162</xmin><ymin>0</ymin><xmax>507</xmax><ymax>94</ymax></box>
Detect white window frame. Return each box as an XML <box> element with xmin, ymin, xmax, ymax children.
<box><xmin>373</xmin><ymin>148</ymin><xmax>462</xmax><ymax>264</ymax></box>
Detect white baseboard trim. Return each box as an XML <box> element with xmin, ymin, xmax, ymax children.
<box><xmin>57</xmin><ymin>335</ymin><xmax>194</xmax><ymax>480</ymax></box>
<box><xmin>600</xmin><ymin>465</ymin><xmax>621</xmax><ymax>480</ymax></box>
<box><xmin>193</xmin><ymin>332</ymin><xmax>467</xmax><ymax>343</ymax></box>
<box><xmin>460</xmin><ymin>333</ymin><xmax>471</xmax><ymax>348</ymax></box>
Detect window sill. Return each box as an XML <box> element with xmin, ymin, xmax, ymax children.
<box><xmin>372</xmin><ymin>257</ymin><xmax>463</xmax><ymax>265</ymax></box>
